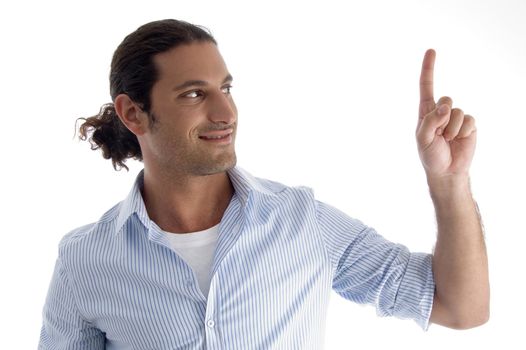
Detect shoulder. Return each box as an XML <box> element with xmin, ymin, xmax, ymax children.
<box><xmin>256</xmin><ymin>176</ymin><xmax>313</xmax><ymax>196</ymax></box>
<box><xmin>230</xmin><ymin>166</ymin><xmax>314</xmax><ymax>199</ymax></box>
<box><xmin>251</xmin><ymin>175</ymin><xmax>317</xmax><ymax>212</ymax></box>
<box><xmin>58</xmin><ymin>201</ymin><xmax>123</xmax><ymax>255</ymax></box>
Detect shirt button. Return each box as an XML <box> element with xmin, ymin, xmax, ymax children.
<box><xmin>207</xmin><ymin>319</ymin><xmax>215</xmax><ymax>328</ymax></box>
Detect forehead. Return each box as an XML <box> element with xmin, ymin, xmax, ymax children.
<box><xmin>153</xmin><ymin>42</ymin><xmax>229</xmax><ymax>83</ymax></box>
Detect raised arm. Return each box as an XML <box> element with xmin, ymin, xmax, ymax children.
<box><xmin>416</xmin><ymin>49</ymin><xmax>489</xmax><ymax>329</ymax></box>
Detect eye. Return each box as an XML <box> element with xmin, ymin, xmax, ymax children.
<box><xmin>182</xmin><ymin>90</ymin><xmax>203</xmax><ymax>99</ymax></box>
<box><xmin>222</xmin><ymin>85</ymin><xmax>233</xmax><ymax>94</ymax></box>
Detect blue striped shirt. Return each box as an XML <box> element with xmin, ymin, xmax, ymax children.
<box><xmin>39</xmin><ymin>167</ymin><xmax>435</xmax><ymax>349</ymax></box>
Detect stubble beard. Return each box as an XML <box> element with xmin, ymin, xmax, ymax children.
<box><xmin>149</xmin><ymin>113</ymin><xmax>238</xmax><ymax>177</ymax></box>
<box><xmin>189</xmin><ymin>125</ymin><xmax>238</xmax><ymax>176</ymax></box>
<box><xmin>164</xmin><ymin>134</ymin><xmax>237</xmax><ymax>177</ymax></box>
<box><xmin>192</xmin><ymin>151</ymin><xmax>237</xmax><ymax>176</ymax></box>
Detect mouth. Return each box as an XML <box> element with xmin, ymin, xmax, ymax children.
<box><xmin>198</xmin><ymin>129</ymin><xmax>234</xmax><ymax>144</ymax></box>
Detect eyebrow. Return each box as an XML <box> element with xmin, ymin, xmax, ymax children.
<box><xmin>173</xmin><ymin>74</ymin><xmax>233</xmax><ymax>91</ymax></box>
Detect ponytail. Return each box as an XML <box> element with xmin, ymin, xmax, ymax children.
<box><xmin>77</xmin><ymin>103</ymin><xmax>142</xmax><ymax>171</ymax></box>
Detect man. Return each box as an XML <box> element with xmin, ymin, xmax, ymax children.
<box><xmin>39</xmin><ymin>19</ymin><xmax>489</xmax><ymax>349</ymax></box>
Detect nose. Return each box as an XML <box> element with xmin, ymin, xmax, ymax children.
<box><xmin>207</xmin><ymin>90</ymin><xmax>237</xmax><ymax>125</ymax></box>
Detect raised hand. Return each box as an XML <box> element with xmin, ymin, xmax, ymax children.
<box><xmin>416</xmin><ymin>49</ymin><xmax>477</xmax><ymax>180</ymax></box>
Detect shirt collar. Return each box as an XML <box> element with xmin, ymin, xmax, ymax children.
<box><xmin>115</xmin><ymin>170</ymin><xmax>150</xmax><ymax>235</ymax></box>
<box><xmin>114</xmin><ymin>166</ymin><xmax>275</xmax><ymax>235</ymax></box>
<box><xmin>226</xmin><ymin>166</ymin><xmax>277</xmax><ymax>206</ymax></box>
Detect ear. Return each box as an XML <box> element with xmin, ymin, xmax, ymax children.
<box><xmin>114</xmin><ymin>94</ymin><xmax>149</xmax><ymax>136</ymax></box>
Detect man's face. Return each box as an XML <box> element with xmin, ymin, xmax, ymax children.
<box><xmin>140</xmin><ymin>42</ymin><xmax>237</xmax><ymax>176</ymax></box>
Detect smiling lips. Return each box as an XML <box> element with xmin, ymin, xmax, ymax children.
<box><xmin>198</xmin><ymin>129</ymin><xmax>234</xmax><ymax>143</ymax></box>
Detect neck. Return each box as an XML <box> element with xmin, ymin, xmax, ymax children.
<box><xmin>141</xmin><ymin>167</ymin><xmax>234</xmax><ymax>234</ymax></box>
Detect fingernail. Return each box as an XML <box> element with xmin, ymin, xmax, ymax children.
<box><xmin>438</xmin><ymin>104</ymin><xmax>449</xmax><ymax>115</ymax></box>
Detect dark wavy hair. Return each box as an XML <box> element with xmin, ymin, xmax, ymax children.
<box><xmin>77</xmin><ymin>19</ymin><xmax>217</xmax><ymax>170</ymax></box>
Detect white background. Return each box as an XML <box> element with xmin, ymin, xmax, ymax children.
<box><xmin>1</xmin><ymin>0</ymin><xmax>525</xmax><ymax>348</ymax></box>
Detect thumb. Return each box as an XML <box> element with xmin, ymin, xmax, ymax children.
<box><xmin>416</xmin><ymin>97</ymin><xmax>452</xmax><ymax>149</ymax></box>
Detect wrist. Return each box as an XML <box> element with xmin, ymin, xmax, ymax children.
<box><xmin>426</xmin><ymin>174</ymin><xmax>472</xmax><ymax>202</ymax></box>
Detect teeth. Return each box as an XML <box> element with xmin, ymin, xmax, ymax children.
<box><xmin>204</xmin><ymin>135</ymin><xmax>228</xmax><ymax>139</ymax></box>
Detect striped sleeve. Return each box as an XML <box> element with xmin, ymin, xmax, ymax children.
<box><xmin>39</xmin><ymin>256</ymin><xmax>105</xmax><ymax>349</ymax></box>
<box><xmin>315</xmin><ymin>200</ymin><xmax>435</xmax><ymax>330</ymax></box>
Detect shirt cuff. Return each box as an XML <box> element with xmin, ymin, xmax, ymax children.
<box><xmin>393</xmin><ymin>252</ymin><xmax>435</xmax><ymax>331</ymax></box>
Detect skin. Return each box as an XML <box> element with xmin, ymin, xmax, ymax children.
<box><xmin>417</xmin><ymin>49</ymin><xmax>489</xmax><ymax>329</ymax></box>
<box><xmin>115</xmin><ymin>42</ymin><xmax>237</xmax><ymax>233</ymax></box>
<box><xmin>116</xmin><ymin>43</ymin><xmax>489</xmax><ymax>329</ymax></box>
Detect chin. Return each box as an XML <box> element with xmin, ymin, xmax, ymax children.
<box><xmin>217</xmin><ymin>156</ymin><xmax>237</xmax><ymax>173</ymax></box>
<box><xmin>198</xmin><ymin>154</ymin><xmax>237</xmax><ymax>176</ymax></box>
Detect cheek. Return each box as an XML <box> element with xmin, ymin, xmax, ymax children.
<box><xmin>169</xmin><ymin>120</ymin><xmax>200</xmax><ymax>144</ymax></box>
<box><xmin>153</xmin><ymin>104</ymin><xmax>204</xmax><ymax>141</ymax></box>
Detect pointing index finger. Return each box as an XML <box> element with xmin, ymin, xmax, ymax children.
<box><xmin>420</xmin><ymin>49</ymin><xmax>436</xmax><ymax>105</ymax></box>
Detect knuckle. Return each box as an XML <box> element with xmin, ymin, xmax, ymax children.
<box><xmin>459</xmin><ymin>115</ymin><xmax>477</xmax><ymax>135</ymax></box>
<box><xmin>464</xmin><ymin>115</ymin><xmax>475</xmax><ymax>125</ymax></box>
<box><xmin>443</xmin><ymin>128</ymin><xmax>453</xmax><ymax>137</ymax></box>
<box><xmin>451</xmin><ymin>108</ymin><xmax>464</xmax><ymax>118</ymax></box>
<box><xmin>438</xmin><ymin>96</ymin><xmax>453</xmax><ymax>105</ymax></box>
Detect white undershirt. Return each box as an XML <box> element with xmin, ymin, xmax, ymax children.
<box><xmin>163</xmin><ymin>224</ymin><xmax>220</xmax><ymax>299</ymax></box>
